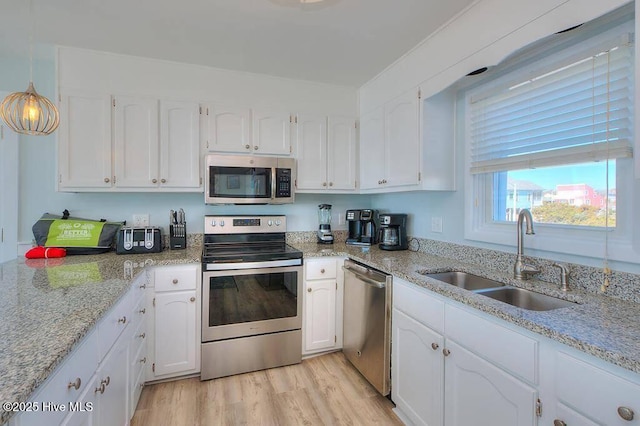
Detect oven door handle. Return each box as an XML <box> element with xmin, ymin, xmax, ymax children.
<box><xmin>205</xmin><ymin>258</ymin><xmax>302</xmax><ymax>271</ymax></box>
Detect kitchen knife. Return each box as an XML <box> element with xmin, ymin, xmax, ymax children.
<box><xmin>178</xmin><ymin>208</ymin><xmax>185</xmax><ymax>224</ymax></box>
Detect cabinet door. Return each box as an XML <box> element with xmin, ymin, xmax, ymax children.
<box><xmin>359</xmin><ymin>107</ymin><xmax>385</xmax><ymax>189</ymax></box>
<box><xmin>444</xmin><ymin>340</ymin><xmax>537</xmax><ymax>426</ymax></box>
<box><xmin>304</xmin><ymin>279</ymin><xmax>337</xmax><ymax>353</ymax></box>
<box><xmin>327</xmin><ymin>116</ymin><xmax>356</xmax><ymax>190</ymax></box>
<box><xmin>385</xmin><ymin>90</ymin><xmax>420</xmax><ymax>187</ymax></box>
<box><xmin>154</xmin><ymin>291</ymin><xmax>198</xmax><ymax>377</ymax></box>
<box><xmin>392</xmin><ymin>309</ymin><xmax>444</xmax><ymax>426</ymax></box>
<box><xmin>295</xmin><ymin>114</ymin><xmax>327</xmax><ymax>190</ymax></box>
<box><xmin>205</xmin><ymin>105</ymin><xmax>251</xmax><ymax>153</ymax></box>
<box><xmin>113</xmin><ymin>96</ymin><xmax>159</xmax><ymax>188</ymax></box>
<box><xmin>58</xmin><ymin>90</ymin><xmax>112</xmax><ymax>189</ymax></box>
<box><xmin>252</xmin><ymin>109</ymin><xmax>292</xmax><ymax>155</ymax></box>
<box><xmin>159</xmin><ymin>100</ymin><xmax>200</xmax><ymax>189</ymax></box>
<box><xmin>60</xmin><ymin>374</ymin><xmax>98</xmax><ymax>426</ymax></box>
<box><xmin>96</xmin><ymin>335</ymin><xmax>129</xmax><ymax>426</ymax></box>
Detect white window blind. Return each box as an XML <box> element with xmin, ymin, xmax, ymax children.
<box><xmin>469</xmin><ymin>34</ymin><xmax>634</xmax><ymax>175</ymax></box>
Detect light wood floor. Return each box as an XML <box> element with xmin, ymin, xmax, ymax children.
<box><xmin>131</xmin><ymin>351</ymin><xmax>403</xmax><ymax>426</ymax></box>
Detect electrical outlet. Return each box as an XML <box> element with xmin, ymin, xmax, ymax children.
<box><xmin>132</xmin><ymin>214</ymin><xmax>149</xmax><ymax>227</ymax></box>
<box><xmin>337</xmin><ymin>213</ymin><xmax>345</xmax><ymax>226</ymax></box>
<box><xmin>431</xmin><ymin>216</ymin><xmax>443</xmax><ymax>233</ymax></box>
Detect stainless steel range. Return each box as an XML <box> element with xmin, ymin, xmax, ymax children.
<box><xmin>200</xmin><ymin>215</ymin><xmax>303</xmax><ymax>380</ymax></box>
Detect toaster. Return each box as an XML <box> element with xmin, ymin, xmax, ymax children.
<box><xmin>116</xmin><ymin>227</ymin><xmax>163</xmax><ymax>254</ymax></box>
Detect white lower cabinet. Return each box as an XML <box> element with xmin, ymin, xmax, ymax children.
<box><xmin>392</xmin><ymin>277</ymin><xmax>538</xmax><ymax>426</ymax></box>
<box><xmin>12</xmin><ymin>274</ymin><xmax>148</xmax><ymax>426</ymax></box>
<box><xmin>392</xmin><ymin>308</ymin><xmax>444</xmax><ymax>426</ymax></box>
<box><xmin>443</xmin><ymin>340</ymin><xmax>536</xmax><ymax>426</ymax></box>
<box><xmin>147</xmin><ymin>264</ymin><xmax>201</xmax><ymax>381</ymax></box>
<box><xmin>302</xmin><ymin>258</ymin><xmax>344</xmax><ymax>356</ymax></box>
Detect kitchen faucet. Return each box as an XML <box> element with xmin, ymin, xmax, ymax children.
<box><xmin>514</xmin><ymin>209</ymin><xmax>540</xmax><ymax>280</ymax></box>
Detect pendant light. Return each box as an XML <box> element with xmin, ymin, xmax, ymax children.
<box><xmin>0</xmin><ymin>0</ymin><xmax>59</xmax><ymax>136</ymax></box>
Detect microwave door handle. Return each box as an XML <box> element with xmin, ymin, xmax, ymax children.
<box><xmin>271</xmin><ymin>168</ymin><xmax>277</xmax><ymax>201</ymax></box>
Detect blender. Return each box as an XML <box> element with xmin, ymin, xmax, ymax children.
<box><xmin>317</xmin><ymin>204</ymin><xmax>334</xmax><ymax>244</ymax></box>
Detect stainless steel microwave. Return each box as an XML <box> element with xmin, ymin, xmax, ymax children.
<box><xmin>204</xmin><ymin>154</ymin><xmax>295</xmax><ymax>205</ymax></box>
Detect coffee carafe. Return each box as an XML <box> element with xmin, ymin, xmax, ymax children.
<box><xmin>346</xmin><ymin>209</ymin><xmax>378</xmax><ymax>246</ymax></box>
<box><xmin>378</xmin><ymin>214</ymin><xmax>408</xmax><ymax>251</ymax></box>
<box><xmin>317</xmin><ymin>204</ymin><xmax>334</xmax><ymax>244</ymax></box>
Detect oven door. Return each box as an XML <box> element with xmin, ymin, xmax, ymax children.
<box><xmin>202</xmin><ymin>264</ymin><xmax>303</xmax><ymax>342</ymax></box>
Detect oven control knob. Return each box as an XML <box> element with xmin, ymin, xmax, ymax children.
<box><xmin>219</xmin><ymin>220</ymin><xmax>225</xmax><ymax>227</ymax></box>
<box><xmin>210</xmin><ymin>220</ymin><xmax>216</xmax><ymax>227</ymax></box>
<box><xmin>268</xmin><ymin>220</ymin><xmax>273</xmax><ymax>226</ymax></box>
<box><xmin>275</xmin><ymin>220</ymin><xmax>282</xmax><ymax>226</ymax></box>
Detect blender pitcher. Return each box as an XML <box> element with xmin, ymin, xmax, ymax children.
<box><xmin>317</xmin><ymin>204</ymin><xmax>334</xmax><ymax>244</ymax></box>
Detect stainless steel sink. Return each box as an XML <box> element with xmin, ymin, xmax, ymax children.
<box><xmin>423</xmin><ymin>271</ymin><xmax>505</xmax><ymax>291</ymax></box>
<box><xmin>476</xmin><ymin>287</ymin><xmax>576</xmax><ymax>311</ymax></box>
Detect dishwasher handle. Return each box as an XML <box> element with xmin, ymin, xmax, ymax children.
<box><xmin>342</xmin><ymin>265</ymin><xmax>387</xmax><ymax>288</ymax></box>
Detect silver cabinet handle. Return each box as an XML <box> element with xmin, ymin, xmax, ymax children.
<box><xmin>618</xmin><ymin>407</ymin><xmax>635</xmax><ymax>421</ymax></box>
<box><xmin>104</xmin><ymin>177</ymin><xmax>110</xmax><ymax>183</ymax></box>
<box><xmin>322</xmin><ymin>182</ymin><xmax>327</xmax><ymax>187</ymax></box>
<box><xmin>138</xmin><ymin>333</ymin><xmax>146</xmax><ymax>339</ymax></box>
<box><xmin>190</xmin><ymin>297</ymin><xmax>196</xmax><ymax>302</ymax></box>
<box><xmin>320</xmin><ymin>268</ymin><xmax>325</xmax><ymax>274</ymax></box>
<box><xmin>139</xmin><ymin>283</ymin><xmax>146</xmax><ymax>289</ymax></box>
<box><xmin>94</xmin><ymin>384</ymin><xmax>105</xmax><ymax>394</ymax></box>
<box><xmin>254</xmin><ymin>146</ymin><xmax>259</xmax><ymax>150</ymax></box>
<box><xmin>329</xmin><ymin>182</ymin><xmax>333</xmax><ymax>186</ymax></box>
<box><xmin>67</xmin><ymin>378</ymin><xmax>81</xmax><ymax>390</ymax></box>
<box><xmin>101</xmin><ymin>376</ymin><xmax>110</xmax><ymax>387</ymax></box>
<box><xmin>152</xmin><ymin>178</ymin><xmax>158</xmax><ymax>184</ymax></box>
<box><xmin>431</xmin><ymin>343</ymin><xmax>439</xmax><ymax>350</ymax></box>
<box><xmin>138</xmin><ymin>308</ymin><xmax>146</xmax><ymax>314</ymax></box>
<box><xmin>140</xmin><ymin>357</ymin><xmax>147</xmax><ymax>364</ymax></box>
<box><xmin>161</xmin><ymin>178</ymin><xmax>166</xmax><ymax>184</ymax></box>
<box><xmin>172</xmin><ymin>279</ymin><xmax>178</xmax><ymax>284</ymax></box>
<box><xmin>553</xmin><ymin>421</ymin><xmax>567</xmax><ymax>426</ymax></box>
<box><xmin>118</xmin><ymin>316</ymin><xmax>126</xmax><ymax>324</ymax></box>
<box><xmin>443</xmin><ymin>348</ymin><xmax>451</xmax><ymax>356</ymax></box>
<box><xmin>245</xmin><ymin>144</ymin><xmax>250</xmax><ymax>149</ymax></box>
<box><xmin>307</xmin><ymin>288</ymin><xmax>312</xmax><ymax>293</ymax></box>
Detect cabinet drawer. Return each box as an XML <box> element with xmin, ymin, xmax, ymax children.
<box><xmin>556</xmin><ymin>352</ymin><xmax>640</xmax><ymax>424</ymax></box>
<box><xmin>445</xmin><ymin>304</ymin><xmax>538</xmax><ymax>384</ymax></box>
<box><xmin>129</xmin><ymin>315</ymin><xmax>148</xmax><ymax>366</ymax></box>
<box><xmin>129</xmin><ymin>294</ymin><xmax>148</xmax><ymax>331</ymax></box>
<box><xmin>131</xmin><ymin>271</ymin><xmax>148</xmax><ymax>305</ymax></box>
<box><xmin>306</xmin><ymin>258</ymin><xmax>337</xmax><ymax>280</ymax></box>
<box><xmin>154</xmin><ymin>265</ymin><xmax>198</xmax><ymax>292</ymax></box>
<box><xmin>98</xmin><ymin>290</ymin><xmax>132</xmax><ymax>359</ymax></box>
<box><xmin>393</xmin><ymin>278</ymin><xmax>444</xmax><ymax>334</ymax></box>
<box><xmin>17</xmin><ymin>331</ymin><xmax>98</xmax><ymax>426</ymax></box>
<box><xmin>130</xmin><ymin>335</ymin><xmax>148</xmax><ymax>388</ymax></box>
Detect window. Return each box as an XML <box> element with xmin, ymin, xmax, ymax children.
<box><xmin>464</xmin><ymin>12</ymin><xmax>636</xmax><ymax>263</ymax></box>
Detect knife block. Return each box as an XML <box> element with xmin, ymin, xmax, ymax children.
<box><xmin>170</xmin><ymin>223</ymin><xmax>187</xmax><ymax>250</ymax></box>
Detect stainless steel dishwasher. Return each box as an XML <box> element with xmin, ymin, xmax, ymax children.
<box><xmin>342</xmin><ymin>259</ymin><xmax>392</xmax><ymax>396</ymax></box>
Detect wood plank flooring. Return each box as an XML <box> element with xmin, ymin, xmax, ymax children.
<box><xmin>131</xmin><ymin>351</ymin><xmax>403</xmax><ymax>426</ymax></box>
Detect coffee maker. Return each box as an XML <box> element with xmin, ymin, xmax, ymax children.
<box><xmin>378</xmin><ymin>214</ymin><xmax>408</xmax><ymax>251</ymax></box>
<box><xmin>346</xmin><ymin>209</ymin><xmax>378</xmax><ymax>246</ymax></box>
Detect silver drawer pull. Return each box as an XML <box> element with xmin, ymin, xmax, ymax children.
<box><xmin>553</xmin><ymin>420</ymin><xmax>566</xmax><ymax>426</ymax></box>
<box><xmin>618</xmin><ymin>406</ymin><xmax>635</xmax><ymax>421</ymax></box>
<box><xmin>140</xmin><ymin>357</ymin><xmax>147</xmax><ymax>364</ymax></box>
<box><xmin>138</xmin><ymin>333</ymin><xmax>146</xmax><ymax>339</ymax></box>
<box><xmin>94</xmin><ymin>383</ymin><xmax>105</xmax><ymax>394</ymax></box>
<box><xmin>138</xmin><ymin>308</ymin><xmax>146</xmax><ymax>314</ymax></box>
<box><xmin>431</xmin><ymin>343</ymin><xmax>439</xmax><ymax>350</ymax></box>
<box><xmin>172</xmin><ymin>279</ymin><xmax>178</xmax><ymax>284</ymax></box>
<box><xmin>190</xmin><ymin>297</ymin><xmax>196</xmax><ymax>302</ymax></box>
<box><xmin>139</xmin><ymin>283</ymin><xmax>146</xmax><ymax>289</ymax></box>
<box><xmin>320</xmin><ymin>268</ymin><xmax>325</xmax><ymax>273</ymax></box>
<box><xmin>67</xmin><ymin>378</ymin><xmax>81</xmax><ymax>390</ymax></box>
<box><xmin>442</xmin><ymin>348</ymin><xmax>451</xmax><ymax>357</ymax></box>
<box><xmin>101</xmin><ymin>376</ymin><xmax>110</xmax><ymax>387</ymax></box>
<box><xmin>118</xmin><ymin>316</ymin><xmax>127</xmax><ymax>324</ymax></box>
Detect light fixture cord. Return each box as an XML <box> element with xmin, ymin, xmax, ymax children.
<box><xmin>29</xmin><ymin>0</ymin><xmax>34</xmax><ymax>83</ymax></box>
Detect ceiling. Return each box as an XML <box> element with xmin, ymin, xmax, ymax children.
<box><xmin>0</xmin><ymin>0</ymin><xmax>475</xmax><ymax>87</ymax></box>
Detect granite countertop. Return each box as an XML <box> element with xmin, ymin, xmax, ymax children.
<box><xmin>291</xmin><ymin>242</ymin><xmax>640</xmax><ymax>377</ymax></box>
<box><xmin>2</xmin><ymin>240</ymin><xmax>639</xmax><ymax>424</ymax></box>
<box><xmin>0</xmin><ymin>247</ymin><xmax>201</xmax><ymax>425</ymax></box>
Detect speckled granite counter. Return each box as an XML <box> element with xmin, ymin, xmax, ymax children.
<box><xmin>0</xmin><ymin>247</ymin><xmax>201</xmax><ymax>425</ymax></box>
<box><xmin>2</xmin><ymin>239</ymin><xmax>639</xmax><ymax>424</ymax></box>
<box><xmin>290</xmin><ymin>241</ymin><xmax>640</xmax><ymax>377</ymax></box>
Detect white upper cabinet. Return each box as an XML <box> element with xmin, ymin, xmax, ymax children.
<box><xmin>294</xmin><ymin>114</ymin><xmax>356</xmax><ymax>192</ymax></box>
<box><xmin>159</xmin><ymin>100</ymin><xmax>200</xmax><ymax>188</ymax></box>
<box><xmin>252</xmin><ymin>109</ymin><xmax>292</xmax><ymax>155</ymax></box>
<box><xmin>204</xmin><ymin>105</ymin><xmax>251</xmax><ymax>153</ymax></box>
<box><xmin>384</xmin><ymin>89</ymin><xmax>420</xmax><ymax>187</ymax></box>
<box><xmin>327</xmin><ymin>116</ymin><xmax>356</xmax><ymax>190</ymax></box>
<box><xmin>58</xmin><ymin>90</ymin><xmax>112</xmax><ymax>189</ymax></box>
<box><xmin>295</xmin><ymin>114</ymin><xmax>327</xmax><ymax>190</ymax></box>
<box><xmin>113</xmin><ymin>95</ymin><xmax>160</xmax><ymax>188</ymax></box>
<box><xmin>359</xmin><ymin>89</ymin><xmax>421</xmax><ymax>191</ymax></box>
<box><xmin>359</xmin><ymin>106</ymin><xmax>385</xmax><ymax>190</ymax></box>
